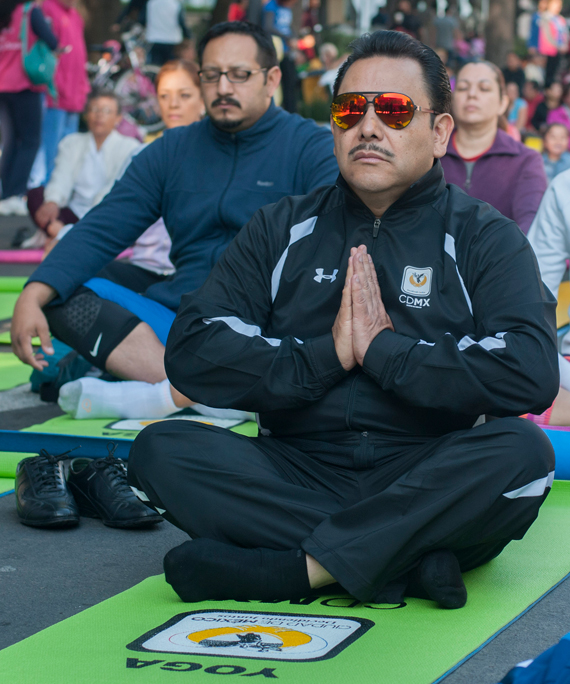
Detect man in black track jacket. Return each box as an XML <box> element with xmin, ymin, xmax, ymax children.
<box><xmin>128</xmin><ymin>31</ymin><xmax>559</xmax><ymax>608</ymax></box>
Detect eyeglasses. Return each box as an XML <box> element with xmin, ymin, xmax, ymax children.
<box><xmin>87</xmin><ymin>106</ymin><xmax>116</xmax><ymax>115</ymax></box>
<box><xmin>198</xmin><ymin>68</ymin><xmax>268</xmax><ymax>84</ymax></box>
<box><xmin>331</xmin><ymin>92</ymin><xmax>439</xmax><ymax>130</ymax></box>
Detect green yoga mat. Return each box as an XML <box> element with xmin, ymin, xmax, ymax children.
<box><xmin>0</xmin><ymin>352</ymin><xmax>31</xmax><ymax>390</ymax></box>
<box><xmin>0</xmin><ymin>292</ymin><xmax>19</xmax><ymax>345</ymax></box>
<box><xmin>1</xmin><ymin>482</ymin><xmax>569</xmax><ymax>684</ymax></box>
<box><xmin>0</xmin><ymin>414</ymin><xmax>259</xmax><ymax>477</ymax></box>
<box><xmin>0</xmin><ymin>477</ymin><xmax>14</xmax><ymax>494</ymax></box>
<box><xmin>0</xmin><ymin>277</ymin><xmax>27</xmax><ymax>293</ymax></box>
<box><xmin>0</xmin><ymin>291</ymin><xmax>40</xmax><ymax>345</ymax></box>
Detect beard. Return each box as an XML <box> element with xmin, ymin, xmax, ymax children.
<box><xmin>208</xmin><ymin>97</ymin><xmax>244</xmax><ymax>131</ymax></box>
<box><xmin>210</xmin><ymin>114</ymin><xmax>245</xmax><ymax>131</ymax></box>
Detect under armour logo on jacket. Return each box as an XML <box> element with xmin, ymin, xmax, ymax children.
<box><xmin>314</xmin><ymin>268</ymin><xmax>339</xmax><ymax>283</ymax></box>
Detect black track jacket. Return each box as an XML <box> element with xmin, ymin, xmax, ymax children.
<box><xmin>166</xmin><ymin>161</ymin><xmax>559</xmax><ymax>439</ymax></box>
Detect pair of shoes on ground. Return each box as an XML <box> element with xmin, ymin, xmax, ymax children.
<box><xmin>15</xmin><ymin>447</ymin><xmax>163</xmax><ymax>529</ymax></box>
<box><xmin>0</xmin><ymin>195</ymin><xmax>28</xmax><ymax>216</ymax></box>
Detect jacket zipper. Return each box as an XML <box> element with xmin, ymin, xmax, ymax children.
<box><xmin>373</xmin><ymin>218</ymin><xmax>381</xmax><ymax>238</ymax></box>
<box><xmin>218</xmin><ymin>135</ymin><xmax>239</xmax><ymax>227</ymax></box>
<box><xmin>464</xmin><ymin>161</ymin><xmax>474</xmax><ymax>191</ymax></box>
<box><xmin>345</xmin><ymin>373</ymin><xmax>361</xmax><ymax>429</ymax></box>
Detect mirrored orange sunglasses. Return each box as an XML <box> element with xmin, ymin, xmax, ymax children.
<box><xmin>331</xmin><ymin>92</ymin><xmax>439</xmax><ymax>130</ymax></box>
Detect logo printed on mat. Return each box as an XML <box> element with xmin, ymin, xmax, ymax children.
<box><xmin>127</xmin><ymin>610</ymin><xmax>374</xmax><ymax>662</ymax></box>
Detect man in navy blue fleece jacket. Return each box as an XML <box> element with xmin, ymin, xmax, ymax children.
<box><xmin>12</xmin><ymin>22</ymin><xmax>338</xmax><ymax>420</ymax></box>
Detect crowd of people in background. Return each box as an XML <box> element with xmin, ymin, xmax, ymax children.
<box><xmin>3</xmin><ymin>0</ymin><xmax>570</xmax><ymax>435</ymax></box>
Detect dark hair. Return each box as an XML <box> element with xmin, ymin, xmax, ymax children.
<box><xmin>332</xmin><ymin>31</ymin><xmax>451</xmax><ymax>126</ymax></box>
<box><xmin>543</xmin><ymin>122</ymin><xmax>570</xmax><ymax>138</ymax></box>
<box><xmin>156</xmin><ymin>59</ymin><xmax>200</xmax><ymax>90</ymax></box>
<box><xmin>86</xmin><ymin>88</ymin><xmax>122</xmax><ymax>115</ymax></box>
<box><xmin>197</xmin><ymin>21</ymin><xmax>278</xmax><ymax>70</ymax></box>
<box><xmin>0</xmin><ymin>0</ymin><xmax>24</xmax><ymax>31</ymax></box>
<box><xmin>525</xmin><ymin>79</ymin><xmax>541</xmax><ymax>92</ymax></box>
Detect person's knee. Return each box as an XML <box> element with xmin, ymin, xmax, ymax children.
<box><xmin>493</xmin><ymin>416</ymin><xmax>555</xmax><ymax>478</ymax></box>
<box><xmin>128</xmin><ymin>422</ymin><xmax>166</xmax><ymax>485</ymax></box>
<box><xmin>45</xmin><ymin>289</ymin><xmax>141</xmax><ymax>371</ymax></box>
<box><xmin>128</xmin><ymin>421</ymin><xmax>207</xmax><ymax>482</ymax></box>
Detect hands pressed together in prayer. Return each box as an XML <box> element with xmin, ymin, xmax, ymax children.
<box><xmin>332</xmin><ymin>244</ymin><xmax>394</xmax><ymax>371</ymax></box>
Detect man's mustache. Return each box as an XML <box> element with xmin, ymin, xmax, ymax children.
<box><xmin>211</xmin><ymin>97</ymin><xmax>241</xmax><ymax>109</ymax></box>
<box><xmin>348</xmin><ymin>143</ymin><xmax>395</xmax><ymax>159</ymax></box>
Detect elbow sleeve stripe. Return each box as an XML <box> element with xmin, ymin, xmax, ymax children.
<box><xmin>271</xmin><ymin>216</ymin><xmax>318</xmax><ymax>302</ymax></box>
<box><xmin>203</xmin><ymin>316</ymin><xmax>303</xmax><ymax>347</ymax></box>
<box><xmin>457</xmin><ymin>332</ymin><xmax>507</xmax><ymax>351</ymax></box>
<box><xmin>444</xmin><ymin>233</ymin><xmax>474</xmax><ymax>315</ymax></box>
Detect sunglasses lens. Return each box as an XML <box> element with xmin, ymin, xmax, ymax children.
<box><xmin>374</xmin><ymin>93</ymin><xmax>414</xmax><ymax>129</ymax></box>
<box><xmin>331</xmin><ymin>94</ymin><xmax>367</xmax><ymax>129</ymax></box>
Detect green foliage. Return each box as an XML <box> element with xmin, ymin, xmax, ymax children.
<box><xmin>318</xmin><ymin>28</ymin><xmax>358</xmax><ymax>57</ymax></box>
<box><xmin>297</xmin><ymin>98</ymin><xmax>332</xmax><ymax>124</ymax></box>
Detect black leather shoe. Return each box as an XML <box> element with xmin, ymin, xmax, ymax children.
<box><xmin>16</xmin><ymin>450</ymin><xmax>79</xmax><ymax>528</ymax></box>
<box><xmin>67</xmin><ymin>454</ymin><xmax>163</xmax><ymax>529</ymax></box>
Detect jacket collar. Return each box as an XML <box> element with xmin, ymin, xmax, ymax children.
<box><xmin>337</xmin><ymin>159</ymin><xmax>447</xmax><ymax>219</ymax></box>
<box><xmin>445</xmin><ymin>128</ymin><xmax>521</xmax><ymax>160</ymax></box>
<box><xmin>206</xmin><ymin>100</ymin><xmax>283</xmax><ymax>146</ymax></box>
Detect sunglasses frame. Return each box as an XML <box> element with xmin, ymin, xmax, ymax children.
<box><xmin>331</xmin><ymin>91</ymin><xmax>440</xmax><ymax>130</ymax></box>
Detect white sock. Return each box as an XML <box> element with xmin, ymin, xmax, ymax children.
<box><xmin>58</xmin><ymin>378</ymin><xmax>181</xmax><ymax>420</ymax></box>
<box><xmin>191</xmin><ymin>404</ymin><xmax>255</xmax><ymax>423</ymax></box>
<box><xmin>559</xmin><ymin>353</ymin><xmax>570</xmax><ymax>392</ymax></box>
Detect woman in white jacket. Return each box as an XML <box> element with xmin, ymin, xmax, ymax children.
<box><xmin>28</xmin><ymin>89</ymin><xmax>141</xmax><ymax>242</ymax></box>
<box><xmin>45</xmin><ymin>60</ymin><xmax>204</xmax><ymax>276</ymax></box>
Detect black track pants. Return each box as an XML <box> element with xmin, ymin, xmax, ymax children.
<box><xmin>128</xmin><ymin>417</ymin><xmax>555</xmax><ymax>603</ymax></box>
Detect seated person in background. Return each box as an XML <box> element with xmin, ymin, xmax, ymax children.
<box><xmin>523</xmin><ymin>80</ymin><xmax>544</xmax><ymax>130</ymax></box>
<box><xmin>128</xmin><ymin>31</ymin><xmax>558</xmax><ymax>608</ymax></box>
<box><xmin>542</xmin><ymin>122</ymin><xmax>570</xmax><ymax>182</ymax></box>
<box><xmin>506</xmin><ymin>81</ymin><xmax>528</xmax><ymax>139</ymax></box>
<box><xmin>531</xmin><ymin>80</ymin><xmax>562</xmax><ymax>131</ymax></box>
<box><xmin>524</xmin><ymin>54</ymin><xmax>546</xmax><ymax>88</ymax></box>
<box><xmin>502</xmin><ymin>51</ymin><xmax>526</xmax><ymax>93</ymax></box>
<box><xmin>441</xmin><ymin>61</ymin><xmax>547</xmax><ymax>234</ymax></box>
<box><xmin>28</xmin><ymin>90</ymin><xmax>141</xmax><ymax>246</ymax></box>
<box><xmin>546</xmin><ymin>82</ymin><xmax>570</xmax><ymax>142</ymax></box>
<box><xmin>11</xmin><ymin>21</ymin><xmax>339</xmax><ymax>422</ymax></box>
<box><xmin>47</xmin><ymin>60</ymin><xmax>205</xmax><ymax>279</ymax></box>
<box><xmin>528</xmin><ymin>168</ymin><xmax>570</xmax><ymax>426</ymax></box>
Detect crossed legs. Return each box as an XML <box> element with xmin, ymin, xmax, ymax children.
<box><xmin>128</xmin><ymin>417</ymin><xmax>554</xmax><ymax>605</ymax></box>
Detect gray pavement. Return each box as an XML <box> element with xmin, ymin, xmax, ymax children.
<box><xmin>0</xmin><ymin>492</ymin><xmax>188</xmax><ymax>650</ymax></box>
<box><xmin>0</xmin><ymin>214</ymin><xmax>36</xmax><ymax>252</ymax></box>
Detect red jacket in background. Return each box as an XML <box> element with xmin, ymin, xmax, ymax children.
<box><xmin>42</xmin><ymin>0</ymin><xmax>89</xmax><ymax>112</ymax></box>
<box><xmin>440</xmin><ymin>128</ymin><xmax>547</xmax><ymax>235</ymax></box>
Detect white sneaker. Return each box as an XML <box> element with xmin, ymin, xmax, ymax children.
<box><xmin>20</xmin><ymin>229</ymin><xmax>47</xmax><ymax>249</ymax></box>
<box><xmin>0</xmin><ymin>195</ymin><xmax>28</xmax><ymax>216</ymax></box>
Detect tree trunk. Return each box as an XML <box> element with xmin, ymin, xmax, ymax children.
<box><xmin>485</xmin><ymin>0</ymin><xmax>515</xmax><ymax>67</ymax></box>
<box><xmin>81</xmin><ymin>0</ymin><xmax>123</xmax><ymax>46</ymax></box>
